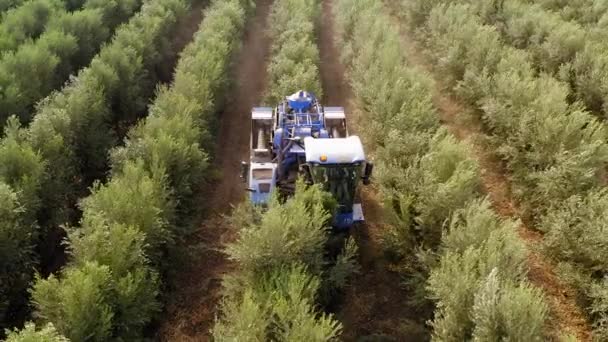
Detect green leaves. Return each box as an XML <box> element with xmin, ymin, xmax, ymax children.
<box><xmin>265</xmin><ymin>0</ymin><xmax>322</xmax><ymax>104</ymax></box>
<box><xmin>0</xmin><ymin>0</ymin><xmax>143</xmax><ymax>126</ymax></box>
<box><xmin>336</xmin><ymin>0</ymin><xmax>549</xmax><ymax>339</ymax></box>
<box><xmin>5</xmin><ymin>322</ymin><xmax>68</xmax><ymax>342</ymax></box>
<box><xmin>32</xmin><ymin>263</ymin><xmax>115</xmax><ymax>341</ymax></box>
<box><xmin>29</xmin><ymin>0</ymin><xmax>255</xmax><ymax>339</ymax></box>
<box><xmin>0</xmin><ymin>182</ymin><xmax>35</xmax><ymax>328</ymax></box>
<box><xmin>428</xmin><ymin>200</ymin><xmax>546</xmax><ymax>341</ymax></box>
<box><xmin>214</xmin><ymin>266</ymin><xmax>342</xmax><ymax>342</ymax></box>
<box><xmin>225</xmin><ymin>184</ymin><xmax>334</xmax><ymax>286</ymax></box>
<box><xmin>0</xmin><ymin>0</ymin><xmax>64</xmax><ymax>53</ymax></box>
<box><xmin>216</xmin><ymin>184</ymin><xmax>350</xmax><ymax>340</ymax></box>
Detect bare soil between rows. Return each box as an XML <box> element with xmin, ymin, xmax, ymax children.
<box><xmin>157</xmin><ymin>0</ymin><xmax>273</xmax><ymax>340</ymax></box>
<box><xmin>319</xmin><ymin>1</ymin><xmax>429</xmax><ymax>340</ymax></box>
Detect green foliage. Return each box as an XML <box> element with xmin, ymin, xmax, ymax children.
<box><xmin>224</xmin><ymin>184</ymin><xmax>335</xmax><ymax>292</ymax></box>
<box><xmin>213</xmin><ymin>266</ymin><xmax>342</xmax><ymax>342</ymax></box>
<box><xmin>470</xmin><ymin>270</ymin><xmax>548</xmax><ymax>342</ymax></box>
<box><xmin>428</xmin><ymin>200</ymin><xmax>546</xmax><ymax>341</ymax></box>
<box><xmin>32</xmin><ymin>262</ymin><xmax>114</xmax><ymax>341</ymax></box>
<box><xmin>216</xmin><ymin>182</ymin><xmax>353</xmax><ymax>339</ymax></box>
<box><xmin>212</xmin><ymin>289</ymin><xmax>270</xmax><ymax>342</ymax></box>
<box><xmin>0</xmin><ymin>0</ymin><xmax>143</xmax><ymax>126</ymax></box>
<box><xmin>5</xmin><ymin>322</ymin><xmax>68</xmax><ymax>342</ymax></box>
<box><xmin>482</xmin><ymin>65</ymin><xmax>607</xmax><ymax>216</ymax></box>
<box><xmin>79</xmin><ymin>161</ymin><xmax>174</xmax><ymax>262</ymax></box>
<box><xmin>326</xmin><ymin>237</ymin><xmax>360</xmax><ymax>291</ymax></box>
<box><xmin>333</xmin><ymin>0</ymin><xmax>479</xmax><ymax>283</ymax></box>
<box><xmin>498</xmin><ymin>1</ymin><xmax>586</xmax><ymax>74</ymax></box>
<box><xmin>338</xmin><ymin>3</ymin><xmax>551</xmax><ymax>338</ymax></box>
<box><xmin>30</xmin><ymin>0</ymin><xmax>254</xmax><ymax>339</ymax></box>
<box><xmin>265</xmin><ymin>0</ymin><xmax>322</xmax><ymax>103</ymax></box>
<box><xmin>541</xmin><ymin>189</ymin><xmax>608</xmax><ymax>273</ymax></box>
<box><xmin>414</xmin><ymin>0</ymin><xmax>608</xmax><ymax>120</ymax></box>
<box><xmin>0</xmin><ymin>120</ymin><xmax>43</xmax><ymax>329</ymax></box>
<box><xmin>572</xmin><ymin>41</ymin><xmax>608</xmax><ymax>116</ymax></box>
<box><xmin>0</xmin><ymin>0</ymin><xmax>64</xmax><ymax>53</ymax></box>
<box><xmin>0</xmin><ymin>182</ymin><xmax>35</xmax><ymax>328</ymax></box>
<box><xmin>381</xmin><ymin>131</ymin><xmax>481</xmax><ymax>255</ymax></box>
<box><xmin>112</xmin><ymin>0</ymin><xmax>251</xmax><ymax>225</ymax></box>
<box><xmin>34</xmin><ymin>218</ymin><xmax>161</xmax><ymax>339</ymax></box>
<box><xmin>0</xmin><ymin>117</ymin><xmax>44</xmax><ymax>219</ymax></box>
<box><xmin>336</xmin><ymin>0</ymin><xmax>439</xmax><ymax>149</ymax></box>
<box><xmin>424</xmin><ymin>3</ymin><xmax>503</xmax><ymax>89</ymax></box>
<box><xmin>410</xmin><ymin>0</ymin><xmax>608</xmax><ymax>220</ymax></box>
<box><xmin>0</xmin><ymin>0</ymin><xmax>24</xmax><ymax>12</ymax></box>
<box><xmin>17</xmin><ymin>0</ymin><xmax>187</xmax><ymax>228</ymax></box>
<box><xmin>540</xmin><ymin>190</ymin><xmax>608</xmax><ymax>338</ymax></box>
<box><xmin>532</xmin><ymin>0</ymin><xmax>608</xmax><ymax>25</ymax></box>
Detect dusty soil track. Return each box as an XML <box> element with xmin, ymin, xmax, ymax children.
<box><xmin>157</xmin><ymin>0</ymin><xmax>209</xmax><ymax>84</ymax></box>
<box><xmin>383</xmin><ymin>1</ymin><xmax>592</xmax><ymax>340</ymax></box>
<box><xmin>319</xmin><ymin>1</ymin><xmax>428</xmax><ymax>340</ymax></box>
<box><xmin>158</xmin><ymin>0</ymin><xmax>273</xmax><ymax>340</ymax></box>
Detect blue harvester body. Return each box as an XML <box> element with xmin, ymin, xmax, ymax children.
<box><xmin>243</xmin><ymin>91</ymin><xmax>373</xmax><ymax>230</ymax></box>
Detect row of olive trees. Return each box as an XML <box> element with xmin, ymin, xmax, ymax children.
<box><xmin>333</xmin><ymin>0</ymin><xmax>548</xmax><ymax>339</ymax></box>
<box><xmin>407</xmin><ymin>0</ymin><xmax>608</xmax><ymax>120</ymax></box>
<box><xmin>0</xmin><ymin>0</ymin><xmax>143</xmax><ymax>127</ymax></box>
<box><xmin>0</xmin><ymin>0</ymin><xmax>64</xmax><ymax>53</ymax></box>
<box><xmin>212</xmin><ymin>0</ymin><xmax>358</xmax><ymax>340</ymax></box>
<box><xmin>264</xmin><ymin>0</ymin><xmax>322</xmax><ymax>103</ymax></box>
<box><xmin>485</xmin><ymin>0</ymin><xmax>608</xmax><ymax>119</ymax></box>
<box><xmin>0</xmin><ymin>0</ymin><xmax>189</xmax><ymax>334</ymax></box>
<box><xmin>404</xmin><ymin>0</ymin><xmax>607</xmax><ymax>219</ymax></box>
<box><xmin>528</xmin><ymin>0</ymin><xmax>608</xmax><ymax>25</ymax></box>
<box><xmin>213</xmin><ymin>187</ymin><xmax>357</xmax><ymax>341</ymax></box>
<box><xmin>402</xmin><ymin>0</ymin><xmax>608</xmax><ymax>338</ymax></box>
<box><xmin>0</xmin><ymin>0</ymin><xmax>24</xmax><ymax>12</ymax></box>
<box><xmin>15</xmin><ymin>0</ymin><xmax>254</xmax><ymax>340</ymax></box>
<box><xmin>5</xmin><ymin>322</ymin><xmax>67</xmax><ymax>342</ymax></box>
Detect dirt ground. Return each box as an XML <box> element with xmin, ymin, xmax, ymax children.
<box><xmin>157</xmin><ymin>0</ymin><xmax>273</xmax><ymax>340</ymax></box>
<box><xmin>383</xmin><ymin>1</ymin><xmax>592</xmax><ymax>340</ymax></box>
<box><xmin>319</xmin><ymin>0</ymin><xmax>429</xmax><ymax>340</ymax></box>
<box><xmin>157</xmin><ymin>0</ymin><xmax>209</xmax><ymax>84</ymax></box>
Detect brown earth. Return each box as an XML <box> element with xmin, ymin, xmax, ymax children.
<box><xmin>157</xmin><ymin>0</ymin><xmax>273</xmax><ymax>340</ymax></box>
<box><xmin>383</xmin><ymin>1</ymin><xmax>592</xmax><ymax>340</ymax></box>
<box><xmin>319</xmin><ymin>1</ymin><xmax>429</xmax><ymax>341</ymax></box>
<box><xmin>157</xmin><ymin>0</ymin><xmax>209</xmax><ymax>84</ymax></box>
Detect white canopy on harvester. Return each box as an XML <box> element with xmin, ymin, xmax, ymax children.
<box><xmin>304</xmin><ymin>136</ymin><xmax>366</xmax><ymax>164</ymax></box>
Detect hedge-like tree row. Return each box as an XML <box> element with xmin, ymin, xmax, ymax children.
<box><xmin>0</xmin><ymin>0</ymin><xmax>188</xmax><ymax>333</ymax></box>
<box><xmin>0</xmin><ymin>0</ymin><xmax>64</xmax><ymax>53</ymax></box>
<box><xmin>5</xmin><ymin>322</ymin><xmax>66</xmax><ymax>342</ymax></box>
<box><xmin>212</xmin><ymin>0</ymin><xmax>358</xmax><ymax>340</ymax></box>
<box><xmin>482</xmin><ymin>0</ymin><xmax>608</xmax><ymax>118</ymax></box>
<box><xmin>334</xmin><ymin>0</ymin><xmax>548</xmax><ymax>339</ymax></box>
<box><xmin>21</xmin><ymin>0</ymin><xmax>254</xmax><ymax>339</ymax></box>
<box><xmin>529</xmin><ymin>0</ymin><xmax>608</xmax><ymax>25</ymax></box>
<box><xmin>407</xmin><ymin>0</ymin><xmax>608</xmax><ymax>119</ymax></box>
<box><xmin>213</xmin><ymin>186</ymin><xmax>356</xmax><ymax>340</ymax></box>
<box><xmin>502</xmin><ymin>0</ymin><xmax>608</xmax><ymax>119</ymax></box>
<box><xmin>0</xmin><ymin>0</ymin><xmax>142</xmax><ymax>127</ymax></box>
<box><xmin>402</xmin><ymin>0</ymin><xmax>608</xmax><ymax>338</ymax></box>
<box><xmin>264</xmin><ymin>0</ymin><xmax>322</xmax><ymax>104</ymax></box>
<box><xmin>403</xmin><ymin>0</ymin><xmax>607</xmax><ymax>219</ymax></box>
<box><xmin>0</xmin><ymin>0</ymin><xmax>24</xmax><ymax>12</ymax></box>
